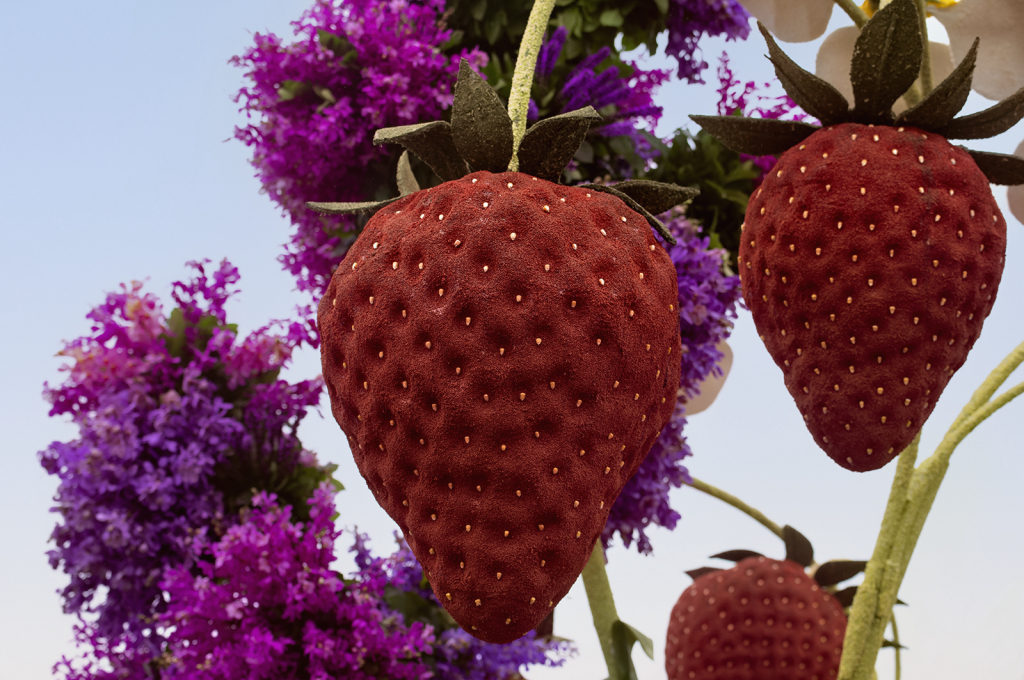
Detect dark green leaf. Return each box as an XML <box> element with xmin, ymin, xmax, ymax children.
<box><xmin>710</xmin><ymin>549</ymin><xmax>764</xmax><ymax>562</ymax></box>
<box><xmin>653</xmin><ymin>0</ymin><xmax>669</xmax><ymax>12</ymax></box>
<box><xmin>689</xmin><ymin>115</ymin><xmax>819</xmax><ymax>155</ymax></box>
<box><xmin>470</xmin><ymin>0</ymin><xmax>487</xmax><ymax>21</ymax></box>
<box><xmin>613</xmin><ymin>179</ymin><xmax>699</xmax><ymax>214</ymax></box>
<box><xmin>277</xmin><ymin>80</ymin><xmax>311</xmax><ymax>102</ymax></box>
<box><xmin>579</xmin><ymin>184</ymin><xmax>676</xmax><ymax>245</ymax></box>
<box><xmin>611</xmin><ymin>620</ymin><xmax>654</xmax><ymax>680</ymax></box>
<box><xmin>396</xmin><ymin>151</ymin><xmax>420</xmax><ymax>196</ymax></box>
<box><xmin>451</xmin><ymin>58</ymin><xmax>514</xmax><ymax>172</ymax></box>
<box><xmin>881</xmin><ymin>639</ymin><xmax>908</xmax><ymax>649</ymax></box>
<box><xmin>685</xmin><ymin>567</ymin><xmax>723</xmax><ymax>580</ymax></box>
<box><xmin>758</xmin><ymin>23</ymin><xmax>849</xmax><ymax>126</ymax></box>
<box><xmin>834</xmin><ymin>586</ymin><xmax>858</xmax><ymax>608</ymax></box>
<box><xmin>599</xmin><ymin>9</ymin><xmax>623</xmax><ymax>26</ymax></box>
<box><xmin>813</xmin><ymin>560</ymin><xmax>867</xmax><ymax>587</ymax></box>
<box><xmin>964</xmin><ymin>148</ymin><xmax>1024</xmax><ymax>185</ymax></box>
<box><xmin>517</xmin><ymin>106</ymin><xmax>602</xmax><ymax>181</ymax></box>
<box><xmin>312</xmin><ymin>85</ymin><xmax>336</xmax><ymax>105</ymax></box>
<box><xmin>898</xmin><ymin>38</ymin><xmax>978</xmax><ymax>129</ymax></box>
<box><xmin>306</xmin><ymin>197</ymin><xmax>402</xmax><ymax>216</ymax></box>
<box><xmin>940</xmin><ymin>84</ymin><xmax>1024</xmax><ymax>139</ymax></box>
<box><xmin>575</xmin><ymin>139</ymin><xmax>595</xmax><ymax>163</ymax></box>
<box><xmin>373</xmin><ymin>121</ymin><xmax>468</xmax><ymax>182</ymax></box>
<box><xmin>850</xmin><ymin>0</ymin><xmax>922</xmax><ymax>122</ymax></box>
<box><xmin>783</xmin><ymin>525</ymin><xmax>814</xmax><ymax>567</ymax></box>
<box><xmin>383</xmin><ymin>586</ymin><xmax>459</xmax><ymax>632</ymax></box>
<box><xmin>317</xmin><ymin>29</ymin><xmax>356</xmax><ymax>64</ymax></box>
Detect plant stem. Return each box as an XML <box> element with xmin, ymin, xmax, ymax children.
<box><xmin>914</xmin><ymin>0</ymin><xmax>934</xmax><ymax>95</ymax></box>
<box><xmin>581</xmin><ymin>541</ymin><xmax>620</xmax><ymax>677</ymax></box>
<box><xmin>891</xmin><ymin>611</ymin><xmax>901</xmax><ymax>680</ymax></box>
<box><xmin>835</xmin><ymin>0</ymin><xmax>871</xmax><ymax>28</ymax></box>
<box><xmin>507</xmin><ymin>0</ymin><xmax>556</xmax><ymax>172</ymax></box>
<box><xmin>688</xmin><ymin>477</ymin><xmax>784</xmax><ymax>539</ymax></box>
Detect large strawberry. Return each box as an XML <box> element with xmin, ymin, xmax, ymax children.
<box><xmin>693</xmin><ymin>0</ymin><xmax>1024</xmax><ymax>471</ymax></box>
<box><xmin>311</xmin><ymin>61</ymin><xmax>696</xmax><ymax>643</ymax></box>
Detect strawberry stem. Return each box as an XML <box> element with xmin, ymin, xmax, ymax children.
<box><xmin>834</xmin><ymin>0</ymin><xmax>871</xmax><ymax>28</ymax></box>
<box><xmin>581</xmin><ymin>542</ymin><xmax>620</xmax><ymax>677</ymax></box>
<box><xmin>890</xmin><ymin>611</ymin><xmax>901</xmax><ymax>680</ymax></box>
<box><xmin>840</xmin><ymin>340</ymin><xmax>1024</xmax><ymax>680</ymax></box>
<box><xmin>507</xmin><ymin>0</ymin><xmax>557</xmax><ymax>172</ymax></box>
<box><xmin>688</xmin><ymin>477</ymin><xmax>785</xmax><ymax>539</ymax></box>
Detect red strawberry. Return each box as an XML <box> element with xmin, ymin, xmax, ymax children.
<box><xmin>317</xmin><ymin>170</ymin><xmax>682</xmax><ymax>642</ymax></box>
<box><xmin>666</xmin><ymin>556</ymin><xmax>847</xmax><ymax>680</ymax></box>
<box><xmin>693</xmin><ymin>4</ymin><xmax>1024</xmax><ymax>470</ymax></box>
<box><xmin>739</xmin><ymin>123</ymin><xmax>1006</xmax><ymax>471</ymax></box>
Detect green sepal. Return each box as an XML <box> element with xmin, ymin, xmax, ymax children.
<box><xmin>881</xmin><ymin>639</ymin><xmax>908</xmax><ymax>650</ymax></box>
<box><xmin>898</xmin><ymin>38</ymin><xmax>978</xmax><ymax>130</ymax></box>
<box><xmin>710</xmin><ymin>549</ymin><xmax>764</xmax><ymax>562</ymax></box>
<box><xmin>758</xmin><ymin>23</ymin><xmax>849</xmax><ymax>126</ymax></box>
<box><xmin>396</xmin><ymin>151</ymin><xmax>420</xmax><ymax>196</ymax></box>
<box><xmin>611</xmin><ymin>620</ymin><xmax>654</xmax><ymax>680</ymax></box>
<box><xmin>373</xmin><ymin>121</ymin><xmax>468</xmax><ymax>182</ymax></box>
<box><xmin>534</xmin><ymin>609</ymin><xmax>554</xmax><ymax>639</ymax></box>
<box><xmin>783</xmin><ymin>525</ymin><xmax>814</xmax><ymax>567</ymax></box>
<box><xmin>517</xmin><ymin>106</ymin><xmax>602</xmax><ymax>182</ymax></box>
<box><xmin>580</xmin><ymin>184</ymin><xmax>677</xmax><ymax>246</ymax></box>
<box><xmin>813</xmin><ymin>560</ymin><xmax>868</xmax><ymax>587</ymax></box>
<box><xmin>306</xmin><ymin>196</ymin><xmax>402</xmax><ymax>216</ymax></box>
<box><xmin>690</xmin><ymin>115</ymin><xmax>819</xmax><ymax>155</ymax></box>
<box><xmin>612</xmin><ymin>179</ymin><xmax>700</xmax><ymax>215</ymax></box>
<box><xmin>850</xmin><ymin>0</ymin><xmax>922</xmax><ymax>123</ymax></box>
<box><xmin>964</xmin><ymin>148</ymin><xmax>1024</xmax><ymax>185</ymax></box>
<box><xmin>451</xmin><ymin>58</ymin><xmax>514</xmax><ymax>172</ymax></box>
<box><xmin>834</xmin><ymin>586</ymin><xmax>858</xmax><ymax>608</ymax></box>
<box><xmin>685</xmin><ymin>567</ymin><xmax>723</xmax><ymax>580</ymax></box>
<box><xmin>939</xmin><ymin>84</ymin><xmax>1024</xmax><ymax>140</ymax></box>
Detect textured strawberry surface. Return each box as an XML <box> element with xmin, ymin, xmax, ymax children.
<box><xmin>318</xmin><ymin>171</ymin><xmax>682</xmax><ymax>643</ymax></box>
<box><xmin>666</xmin><ymin>557</ymin><xmax>846</xmax><ymax>680</ymax></box>
<box><xmin>740</xmin><ymin>123</ymin><xmax>1007</xmax><ymax>471</ymax></box>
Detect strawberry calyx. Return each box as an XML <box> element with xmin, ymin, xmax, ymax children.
<box><xmin>306</xmin><ymin>59</ymin><xmax>698</xmax><ymax>245</ymax></box>
<box><xmin>691</xmin><ymin>0</ymin><xmax>1024</xmax><ymax>186</ymax></box>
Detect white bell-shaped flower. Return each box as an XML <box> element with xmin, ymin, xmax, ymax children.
<box><xmin>1009</xmin><ymin>139</ymin><xmax>1024</xmax><ymax>225</ymax></box>
<box><xmin>680</xmin><ymin>342</ymin><xmax>733</xmax><ymax>416</ymax></box>
<box><xmin>737</xmin><ymin>0</ymin><xmax>835</xmax><ymax>42</ymax></box>
<box><xmin>930</xmin><ymin>0</ymin><xmax>1024</xmax><ymax>100</ymax></box>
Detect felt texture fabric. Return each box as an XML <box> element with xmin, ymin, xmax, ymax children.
<box><xmin>665</xmin><ymin>557</ymin><xmax>847</xmax><ymax>680</ymax></box>
<box><xmin>740</xmin><ymin>123</ymin><xmax>1007</xmax><ymax>472</ymax></box>
<box><xmin>318</xmin><ymin>171</ymin><xmax>682</xmax><ymax>643</ymax></box>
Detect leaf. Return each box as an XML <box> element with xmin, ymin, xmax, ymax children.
<box><xmin>834</xmin><ymin>586</ymin><xmax>858</xmax><ymax>608</ymax></box>
<box><xmin>685</xmin><ymin>567</ymin><xmax>723</xmax><ymax>580</ymax></box>
<box><xmin>813</xmin><ymin>560</ymin><xmax>868</xmax><ymax>587</ymax></box>
<box><xmin>599</xmin><ymin>9</ymin><xmax>623</xmax><ymax>27</ymax></box>
<box><xmin>517</xmin><ymin>106</ymin><xmax>602</xmax><ymax>181</ymax></box>
<box><xmin>850</xmin><ymin>0</ymin><xmax>922</xmax><ymax>122</ymax></box>
<box><xmin>373</xmin><ymin>121</ymin><xmax>468</xmax><ymax>182</ymax></box>
<box><xmin>783</xmin><ymin>525</ymin><xmax>814</xmax><ymax>567</ymax></box>
<box><xmin>396</xmin><ymin>151</ymin><xmax>420</xmax><ymax>196</ymax></box>
<box><xmin>277</xmin><ymin>80</ymin><xmax>311</xmax><ymax>102</ymax></box>
<box><xmin>383</xmin><ymin>586</ymin><xmax>458</xmax><ymax>632</ymax></box>
<box><xmin>898</xmin><ymin>38</ymin><xmax>978</xmax><ymax>130</ymax></box>
<box><xmin>579</xmin><ymin>184</ymin><xmax>677</xmax><ymax>245</ymax></box>
<box><xmin>965</xmin><ymin>149</ymin><xmax>1024</xmax><ymax>185</ymax></box>
<box><xmin>612</xmin><ymin>179</ymin><xmax>699</xmax><ymax>214</ymax></box>
<box><xmin>611</xmin><ymin>620</ymin><xmax>654</xmax><ymax>680</ymax></box>
<box><xmin>939</xmin><ymin>84</ymin><xmax>1024</xmax><ymax>140</ymax></box>
<box><xmin>689</xmin><ymin>115</ymin><xmax>819</xmax><ymax>155</ymax></box>
<box><xmin>710</xmin><ymin>549</ymin><xmax>764</xmax><ymax>562</ymax></box>
<box><xmin>306</xmin><ymin>197</ymin><xmax>402</xmax><ymax>216</ymax></box>
<box><xmin>451</xmin><ymin>59</ymin><xmax>514</xmax><ymax>172</ymax></box>
<box><xmin>317</xmin><ymin>29</ymin><xmax>357</xmax><ymax>65</ymax></box>
<box><xmin>881</xmin><ymin>639</ymin><xmax>908</xmax><ymax>650</ymax></box>
<box><xmin>758</xmin><ymin>23</ymin><xmax>849</xmax><ymax>126</ymax></box>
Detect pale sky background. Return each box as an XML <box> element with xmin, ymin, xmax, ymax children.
<box><xmin>1</xmin><ymin>2</ymin><xmax>1022</xmax><ymax>679</ymax></box>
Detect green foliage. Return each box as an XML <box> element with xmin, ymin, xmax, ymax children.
<box><xmin>609</xmin><ymin>620</ymin><xmax>655</xmax><ymax>680</ymax></box>
<box><xmin>641</xmin><ymin>127</ymin><xmax>762</xmax><ymax>266</ymax></box>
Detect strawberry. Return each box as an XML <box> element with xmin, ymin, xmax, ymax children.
<box><xmin>312</xmin><ymin>61</ymin><xmax>695</xmax><ymax>642</ymax></box>
<box><xmin>666</xmin><ymin>556</ymin><xmax>847</xmax><ymax>680</ymax></box>
<box><xmin>693</xmin><ymin>0</ymin><xmax>1024</xmax><ymax>470</ymax></box>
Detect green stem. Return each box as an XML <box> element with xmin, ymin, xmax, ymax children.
<box><xmin>951</xmin><ymin>341</ymin><xmax>1024</xmax><ymax>431</ymax></box>
<box><xmin>688</xmin><ymin>477</ymin><xmax>784</xmax><ymax>539</ymax></box>
<box><xmin>507</xmin><ymin>0</ymin><xmax>556</xmax><ymax>172</ymax></box>
<box><xmin>835</xmin><ymin>0</ymin><xmax>871</xmax><ymax>28</ymax></box>
<box><xmin>891</xmin><ymin>611</ymin><xmax>901</xmax><ymax>680</ymax></box>
<box><xmin>914</xmin><ymin>0</ymin><xmax>933</xmax><ymax>95</ymax></box>
<box><xmin>581</xmin><ymin>542</ymin><xmax>620</xmax><ymax>678</ymax></box>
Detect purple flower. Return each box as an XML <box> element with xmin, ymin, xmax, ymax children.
<box><xmin>232</xmin><ymin>0</ymin><xmax>486</xmax><ymax>298</ymax></box>
<box><xmin>666</xmin><ymin>0</ymin><xmax>752</xmax><ymax>83</ymax></box>
<box><xmin>603</xmin><ymin>213</ymin><xmax>742</xmax><ymax>554</ymax></box>
<box><xmin>535</xmin><ymin>26</ymin><xmax>567</xmax><ymax>79</ymax></box>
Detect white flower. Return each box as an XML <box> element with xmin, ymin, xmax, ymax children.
<box><xmin>930</xmin><ymin>0</ymin><xmax>1024</xmax><ymax>100</ymax></box>
<box><xmin>1009</xmin><ymin>139</ymin><xmax>1024</xmax><ymax>224</ymax></box>
<box><xmin>681</xmin><ymin>342</ymin><xmax>733</xmax><ymax>416</ymax></box>
<box><xmin>736</xmin><ymin>0</ymin><xmax>835</xmax><ymax>42</ymax></box>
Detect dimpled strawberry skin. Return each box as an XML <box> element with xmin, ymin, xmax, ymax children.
<box><xmin>740</xmin><ymin>123</ymin><xmax>1007</xmax><ymax>471</ymax></box>
<box><xmin>666</xmin><ymin>557</ymin><xmax>847</xmax><ymax>680</ymax></box>
<box><xmin>318</xmin><ymin>171</ymin><xmax>682</xmax><ymax>643</ymax></box>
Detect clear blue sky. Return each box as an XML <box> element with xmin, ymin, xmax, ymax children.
<box><xmin>1</xmin><ymin>3</ymin><xmax>1021</xmax><ymax>679</ymax></box>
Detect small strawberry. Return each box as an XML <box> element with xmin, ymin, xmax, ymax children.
<box><xmin>312</xmin><ymin>61</ymin><xmax>696</xmax><ymax>642</ymax></box>
<box><xmin>693</xmin><ymin>0</ymin><xmax>1024</xmax><ymax>470</ymax></box>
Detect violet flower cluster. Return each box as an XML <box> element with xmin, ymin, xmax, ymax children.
<box><xmin>41</xmin><ymin>260</ymin><xmax>327</xmax><ymax>671</ymax></box>
<box><xmin>666</xmin><ymin>0</ymin><xmax>752</xmax><ymax>83</ymax></box>
<box><xmin>232</xmin><ymin>0</ymin><xmax>486</xmax><ymax>298</ymax></box>
<box><xmin>603</xmin><ymin>212</ymin><xmax>742</xmax><ymax>554</ymax></box>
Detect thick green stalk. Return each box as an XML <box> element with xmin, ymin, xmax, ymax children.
<box><xmin>835</xmin><ymin>0</ymin><xmax>871</xmax><ymax>28</ymax></box>
<box><xmin>507</xmin><ymin>0</ymin><xmax>556</xmax><ymax>171</ymax></box>
<box><xmin>581</xmin><ymin>542</ymin><xmax>619</xmax><ymax>677</ymax></box>
<box><xmin>688</xmin><ymin>477</ymin><xmax>784</xmax><ymax>539</ymax></box>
